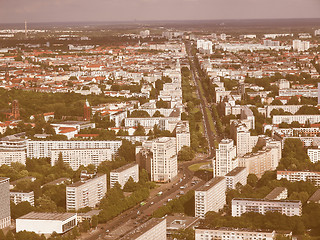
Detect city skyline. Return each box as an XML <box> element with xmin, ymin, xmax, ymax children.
<box><xmin>1</xmin><ymin>0</ymin><xmax>320</xmax><ymax>24</ymax></box>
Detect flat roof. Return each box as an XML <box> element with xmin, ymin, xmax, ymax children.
<box><xmin>232</xmin><ymin>198</ymin><xmax>301</xmax><ymax>204</ymax></box>
<box><xmin>308</xmin><ymin>189</ymin><xmax>320</xmax><ymax>202</ymax></box>
<box><xmin>264</xmin><ymin>187</ymin><xmax>287</xmax><ymax>200</ymax></box>
<box><xmin>120</xmin><ymin>218</ymin><xmax>165</xmax><ymax>240</ymax></box>
<box><xmin>0</xmin><ymin>177</ymin><xmax>9</xmax><ymax>184</ymax></box>
<box><xmin>225</xmin><ymin>167</ymin><xmax>246</xmax><ymax>177</ymax></box>
<box><xmin>196</xmin><ymin>177</ymin><xmax>225</xmax><ymax>192</ymax></box>
<box><xmin>195</xmin><ymin>227</ymin><xmax>274</xmax><ymax>233</ymax></box>
<box><xmin>111</xmin><ymin>162</ymin><xmax>138</xmax><ymax>173</ymax></box>
<box><xmin>67</xmin><ymin>173</ymin><xmax>106</xmax><ymax>188</ymax></box>
<box><xmin>18</xmin><ymin>212</ymin><xmax>76</xmax><ymax>221</ymax></box>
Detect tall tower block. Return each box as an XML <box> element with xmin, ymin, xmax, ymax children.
<box><xmin>84</xmin><ymin>100</ymin><xmax>91</xmax><ymax>121</ymax></box>
<box><xmin>12</xmin><ymin>100</ymin><xmax>20</xmax><ymax>119</ymax></box>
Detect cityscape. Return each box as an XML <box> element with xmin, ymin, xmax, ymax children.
<box><xmin>0</xmin><ymin>1</ymin><xmax>320</xmax><ymax>240</ymax></box>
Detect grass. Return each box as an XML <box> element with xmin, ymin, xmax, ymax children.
<box><xmin>205</xmin><ymin>107</ymin><xmax>217</xmax><ymax>135</ymax></box>
<box><xmin>188</xmin><ymin>162</ymin><xmax>212</xmax><ymax>172</ymax></box>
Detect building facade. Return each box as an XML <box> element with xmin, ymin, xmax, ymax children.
<box><xmin>225</xmin><ymin>167</ymin><xmax>248</xmax><ymax>189</ymax></box>
<box><xmin>66</xmin><ymin>174</ymin><xmax>107</xmax><ymax>211</ymax></box>
<box><xmin>110</xmin><ymin>163</ymin><xmax>139</xmax><ymax>188</ymax></box>
<box><xmin>277</xmin><ymin>170</ymin><xmax>320</xmax><ymax>186</ymax></box>
<box><xmin>0</xmin><ymin>177</ymin><xmax>10</xmax><ymax>229</ymax></box>
<box><xmin>231</xmin><ymin>198</ymin><xmax>302</xmax><ymax>217</ymax></box>
<box><xmin>10</xmin><ymin>191</ymin><xmax>34</xmax><ymax>206</ymax></box>
<box><xmin>214</xmin><ymin>139</ymin><xmax>238</xmax><ymax>177</ymax></box>
<box><xmin>195</xmin><ymin>177</ymin><xmax>226</xmax><ymax>218</ymax></box>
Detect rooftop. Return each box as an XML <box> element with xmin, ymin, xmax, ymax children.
<box><xmin>264</xmin><ymin>187</ymin><xmax>287</xmax><ymax>200</ymax></box>
<box><xmin>196</xmin><ymin>177</ymin><xmax>225</xmax><ymax>192</ymax></box>
<box><xmin>111</xmin><ymin>162</ymin><xmax>138</xmax><ymax>173</ymax></box>
<box><xmin>308</xmin><ymin>189</ymin><xmax>320</xmax><ymax>202</ymax></box>
<box><xmin>225</xmin><ymin>167</ymin><xmax>246</xmax><ymax>177</ymax></box>
<box><xmin>232</xmin><ymin>198</ymin><xmax>301</xmax><ymax>204</ymax></box>
<box><xmin>67</xmin><ymin>173</ymin><xmax>106</xmax><ymax>188</ymax></box>
<box><xmin>18</xmin><ymin>212</ymin><xmax>76</xmax><ymax>221</ymax></box>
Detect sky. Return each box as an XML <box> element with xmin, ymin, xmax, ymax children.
<box><xmin>0</xmin><ymin>0</ymin><xmax>320</xmax><ymax>24</ymax></box>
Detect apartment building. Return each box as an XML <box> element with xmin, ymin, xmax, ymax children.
<box><xmin>273</xmin><ymin>115</ymin><xmax>320</xmax><ymax>125</ymax></box>
<box><xmin>120</xmin><ymin>218</ymin><xmax>166</xmax><ymax>240</ymax></box>
<box><xmin>225</xmin><ymin>167</ymin><xmax>248</xmax><ymax>189</ymax></box>
<box><xmin>195</xmin><ymin>177</ymin><xmax>226</xmax><ymax>218</ymax></box>
<box><xmin>307</xmin><ymin>148</ymin><xmax>320</xmax><ymax>163</ymax></box>
<box><xmin>195</xmin><ymin>228</ymin><xmax>275</xmax><ymax>240</ymax></box>
<box><xmin>66</xmin><ymin>174</ymin><xmax>107</xmax><ymax>211</ymax></box>
<box><xmin>277</xmin><ymin>170</ymin><xmax>320</xmax><ymax>186</ymax></box>
<box><xmin>0</xmin><ymin>150</ymin><xmax>26</xmax><ymax>166</ymax></box>
<box><xmin>231</xmin><ymin>198</ymin><xmax>302</xmax><ymax>217</ymax></box>
<box><xmin>50</xmin><ymin>148</ymin><xmax>112</xmax><ymax>170</ymax></box>
<box><xmin>175</xmin><ymin>121</ymin><xmax>191</xmax><ymax>153</ymax></box>
<box><xmin>292</xmin><ymin>39</ymin><xmax>310</xmax><ymax>51</ymax></box>
<box><xmin>10</xmin><ymin>191</ymin><xmax>34</xmax><ymax>206</ymax></box>
<box><xmin>265</xmin><ymin>105</ymin><xmax>303</xmax><ymax>118</ymax></box>
<box><xmin>236</xmin><ymin>126</ymin><xmax>258</xmax><ymax>157</ymax></box>
<box><xmin>136</xmin><ymin>137</ymin><xmax>177</xmax><ymax>182</ymax></box>
<box><xmin>110</xmin><ymin>163</ymin><xmax>139</xmax><ymax>188</ymax></box>
<box><xmin>239</xmin><ymin>147</ymin><xmax>280</xmax><ymax>178</ymax></box>
<box><xmin>0</xmin><ymin>177</ymin><xmax>10</xmax><ymax>229</ymax></box>
<box><xmin>214</xmin><ymin>139</ymin><xmax>238</xmax><ymax>177</ymax></box>
<box><xmin>264</xmin><ymin>187</ymin><xmax>288</xmax><ymax>201</ymax></box>
<box><xmin>27</xmin><ymin>140</ymin><xmax>122</xmax><ymax>159</ymax></box>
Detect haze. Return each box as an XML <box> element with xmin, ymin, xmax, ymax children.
<box><xmin>0</xmin><ymin>0</ymin><xmax>320</xmax><ymax>24</ymax></box>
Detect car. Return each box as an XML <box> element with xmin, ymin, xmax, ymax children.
<box><xmin>167</xmin><ymin>198</ymin><xmax>172</xmax><ymax>202</ymax></box>
<box><xmin>151</xmin><ymin>202</ymin><xmax>154</xmax><ymax>205</ymax></box>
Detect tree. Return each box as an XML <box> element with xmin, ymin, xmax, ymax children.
<box><xmin>156</xmin><ymin>99</ymin><xmax>170</xmax><ymax>108</ymax></box>
<box><xmin>5</xmin><ymin>231</ymin><xmax>14</xmax><ymax>240</ymax></box>
<box><xmin>91</xmin><ymin>215</ymin><xmax>98</xmax><ymax>229</ymax></box>
<box><xmin>36</xmin><ymin>195</ymin><xmax>58</xmax><ymax>212</ymax></box>
<box><xmin>247</xmin><ymin>174</ymin><xmax>258</xmax><ymax>188</ymax></box>
<box><xmin>178</xmin><ymin>146</ymin><xmax>195</xmax><ymax>162</ymax></box>
<box><xmin>11</xmin><ymin>201</ymin><xmax>34</xmax><ymax>219</ymax></box>
<box><xmin>123</xmin><ymin>177</ymin><xmax>138</xmax><ymax>192</ymax></box>
<box><xmin>118</xmin><ymin>140</ymin><xmax>136</xmax><ymax>162</ymax></box>
<box><xmin>80</xmin><ymin>220</ymin><xmax>91</xmax><ymax>232</ymax></box>
<box><xmin>152</xmin><ymin>110</ymin><xmax>164</xmax><ymax>117</ymax></box>
<box><xmin>0</xmin><ymin>230</ymin><xmax>4</xmax><ymax>240</ymax></box>
<box><xmin>271</xmin><ymin>99</ymin><xmax>283</xmax><ymax>105</ymax></box>
<box><xmin>134</xmin><ymin>124</ymin><xmax>146</xmax><ymax>136</ymax></box>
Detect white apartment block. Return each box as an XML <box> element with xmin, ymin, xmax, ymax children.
<box><xmin>0</xmin><ymin>178</ymin><xmax>10</xmax><ymax>229</ymax></box>
<box><xmin>225</xmin><ymin>167</ymin><xmax>248</xmax><ymax>189</ymax></box>
<box><xmin>16</xmin><ymin>212</ymin><xmax>77</xmax><ymax>234</ymax></box>
<box><xmin>110</xmin><ymin>163</ymin><xmax>139</xmax><ymax>188</ymax></box>
<box><xmin>27</xmin><ymin>140</ymin><xmax>122</xmax><ymax>159</ymax></box>
<box><xmin>176</xmin><ymin>121</ymin><xmax>191</xmax><ymax>153</ymax></box>
<box><xmin>277</xmin><ymin>170</ymin><xmax>320</xmax><ymax>186</ymax></box>
<box><xmin>195</xmin><ymin>228</ymin><xmax>275</xmax><ymax>240</ymax></box>
<box><xmin>0</xmin><ymin>150</ymin><xmax>26</xmax><ymax>166</ymax></box>
<box><xmin>120</xmin><ymin>218</ymin><xmax>166</xmax><ymax>240</ymax></box>
<box><xmin>241</xmin><ymin>106</ymin><xmax>255</xmax><ymax>130</ymax></box>
<box><xmin>231</xmin><ymin>198</ymin><xmax>302</xmax><ymax>217</ymax></box>
<box><xmin>307</xmin><ymin>148</ymin><xmax>320</xmax><ymax>163</ymax></box>
<box><xmin>292</xmin><ymin>39</ymin><xmax>310</xmax><ymax>51</ymax></box>
<box><xmin>10</xmin><ymin>191</ymin><xmax>34</xmax><ymax>206</ymax></box>
<box><xmin>279</xmin><ymin>88</ymin><xmax>317</xmax><ymax>98</ymax></box>
<box><xmin>195</xmin><ymin>177</ymin><xmax>226</xmax><ymax>218</ymax></box>
<box><xmin>272</xmin><ymin>115</ymin><xmax>320</xmax><ymax>125</ymax></box>
<box><xmin>197</xmin><ymin>40</ymin><xmax>213</xmax><ymax>54</ymax></box>
<box><xmin>239</xmin><ymin>147</ymin><xmax>280</xmax><ymax>178</ymax></box>
<box><xmin>66</xmin><ymin>174</ymin><xmax>107</xmax><ymax>211</ymax></box>
<box><xmin>50</xmin><ymin>148</ymin><xmax>112</xmax><ymax>171</ymax></box>
<box><xmin>214</xmin><ymin>139</ymin><xmax>238</xmax><ymax>177</ymax></box>
<box><xmin>124</xmin><ymin>117</ymin><xmax>181</xmax><ymax>132</ymax></box>
<box><xmin>265</xmin><ymin>105</ymin><xmax>303</xmax><ymax>118</ymax></box>
<box><xmin>151</xmin><ymin>137</ymin><xmax>178</xmax><ymax>182</ymax></box>
<box><xmin>236</xmin><ymin>126</ymin><xmax>258</xmax><ymax>157</ymax></box>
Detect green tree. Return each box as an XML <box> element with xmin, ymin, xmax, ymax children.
<box><xmin>178</xmin><ymin>146</ymin><xmax>195</xmax><ymax>162</ymax></box>
<box><xmin>36</xmin><ymin>195</ymin><xmax>58</xmax><ymax>212</ymax></box>
<box><xmin>91</xmin><ymin>215</ymin><xmax>98</xmax><ymax>228</ymax></box>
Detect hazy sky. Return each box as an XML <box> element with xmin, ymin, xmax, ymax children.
<box><xmin>0</xmin><ymin>0</ymin><xmax>320</xmax><ymax>23</ymax></box>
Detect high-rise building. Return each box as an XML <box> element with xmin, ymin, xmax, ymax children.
<box><xmin>225</xmin><ymin>167</ymin><xmax>248</xmax><ymax>189</ymax></box>
<box><xmin>292</xmin><ymin>39</ymin><xmax>310</xmax><ymax>51</ymax></box>
<box><xmin>236</xmin><ymin>126</ymin><xmax>258</xmax><ymax>157</ymax></box>
<box><xmin>0</xmin><ymin>177</ymin><xmax>11</xmax><ymax>229</ymax></box>
<box><xmin>195</xmin><ymin>177</ymin><xmax>226</xmax><ymax>218</ymax></box>
<box><xmin>136</xmin><ymin>137</ymin><xmax>178</xmax><ymax>182</ymax></box>
<box><xmin>214</xmin><ymin>139</ymin><xmax>238</xmax><ymax>177</ymax></box>
<box><xmin>66</xmin><ymin>174</ymin><xmax>107</xmax><ymax>211</ymax></box>
<box><xmin>110</xmin><ymin>163</ymin><xmax>139</xmax><ymax>188</ymax></box>
<box><xmin>175</xmin><ymin>121</ymin><xmax>191</xmax><ymax>153</ymax></box>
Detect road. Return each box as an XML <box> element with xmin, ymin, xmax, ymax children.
<box><xmin>185</xmin><ymin>42</ymin><xmax>217</xmax><ymax>159</ymax></box>
<box><xmin>81</xmin><ymin>158</ymin><xmax>210</xmax><ymax>240</ymax></box>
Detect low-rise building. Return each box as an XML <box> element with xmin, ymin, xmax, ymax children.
<box><xmin>195</xmin><ymin>177</ymin><xmax>226</xmax><ymax>218</ymax></box>
<box><xmin>231</xmin><ymin>198</ymin><xmax>302</xmax><ymax>217</ymax></box>
<box><xmin>16</xmin><ymin>212</ymin><xmax>77</xmax><ymax>235</ymax></box>
<box><xmin>277</xmin><ymin>170</ymin><xmax>320</xmax><ymax>186</ymax></box>
<box><xmin>120</xmin><ymin>218</ymin><xmax>166</xmax><ymax>240</ymax></box>
<box><xmin>264</xmin><ymin>187</ymin><xmax>288</xmax><ymax>200</ymax></box>
<box><xmin>307</xmin><ymin>189</ymin><xmax>320</xmax><ymax>204</ymax></box>
<box><xmin>110</xmin><ymin>163</ymin><xmax>139</xmax><ymax>188</ymax></box>
<box><xmin>225</xmin><ymin>167</ymin><xmax>248</xmax><ymax>189</ymax></box>
<box><xmin>10</xmin><ymin>191</ymin><xmax>34</xmax><ymax>206</ymax></box>
<box><xmin>66</xmin><ymin>174</ymin><xmax>107</xmax><ymax>211</ymax></box>
<box><xmin>195</xmin><ymin>227</ymin><xmax>275</xmax><ymax>240</ymax></box>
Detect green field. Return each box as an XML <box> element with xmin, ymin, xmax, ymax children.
<box><xmin>188</xmin><ymin>162</ymin><xmax>212</xmax><ymax>172</ymax></box>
